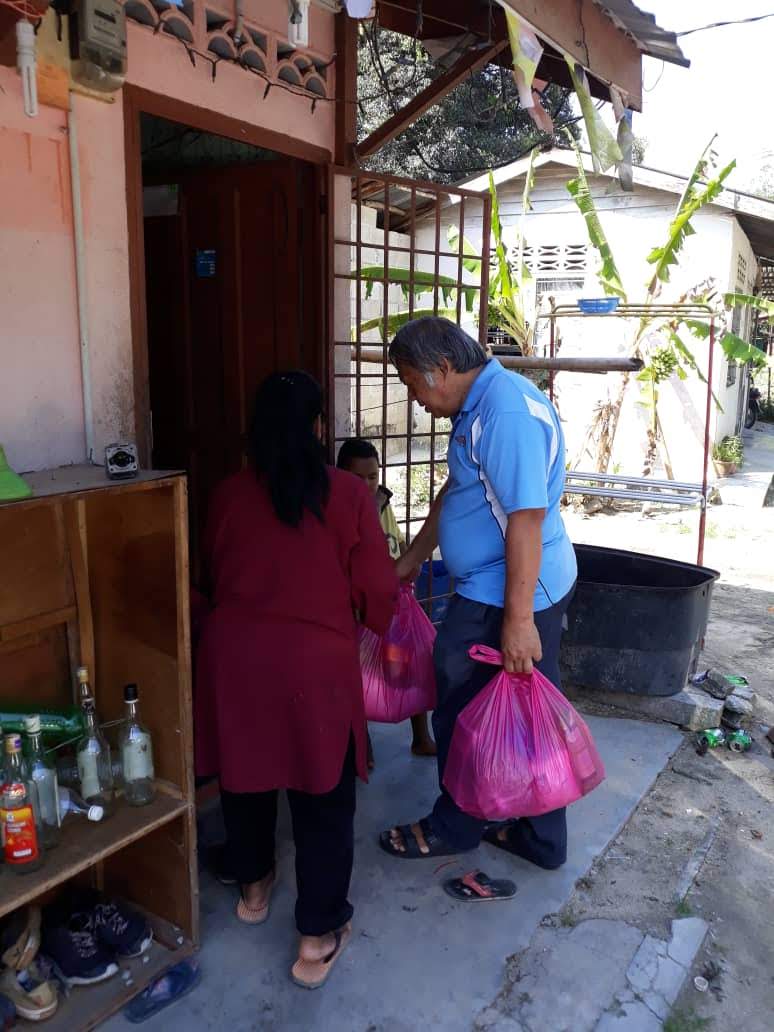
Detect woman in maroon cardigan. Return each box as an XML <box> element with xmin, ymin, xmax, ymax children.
<box><xmin>195</xmin><ymin>371</ymin><xmax>397</xmax><ymax>989</ymax></box>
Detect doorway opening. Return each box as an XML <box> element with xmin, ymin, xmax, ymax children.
<box><xmin>138</xmin><ymin>112</ymin><xmax>325</xmax><ymax>579</ymax></box>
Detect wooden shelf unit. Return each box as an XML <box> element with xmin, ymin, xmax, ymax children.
<box><xmin>0</xmin><ymin>468</ymin><xmax>198</xmax><ymax>1029</ymax></box>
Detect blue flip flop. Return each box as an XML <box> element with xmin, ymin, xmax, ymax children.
<box><xmin>123</xmin><ymin>961</ymin><xmax>201</xmax><ymax>1024</ymax></box>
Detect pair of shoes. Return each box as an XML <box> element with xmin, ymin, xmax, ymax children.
<box><xmin>0</xmin><ymin>964</ymin><xmax>57</xmax><ymax>1022</ymax></box>
<box><xmin>42</xmin><ymin>898</ymin><xmax>152</xmax><ymax>987</ymax></box>
<box><xmin>0</xmin><ymin>906</ymin><xmax>58</xmax><ymax>1021</ymax></box>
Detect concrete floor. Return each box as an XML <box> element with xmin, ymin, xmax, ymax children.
<box><xmin>106</xmin><ymin>716</ymin><xmax>680</xmax><ymax>1032</ymax></box>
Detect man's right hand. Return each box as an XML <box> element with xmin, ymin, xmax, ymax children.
<box><xmin>395</xmin><ymin>552</ymin><xmax>422</xmax><ymax>583</ymax></box>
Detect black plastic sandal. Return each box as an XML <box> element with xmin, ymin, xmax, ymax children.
<box><xmin>378</xmin><ymin>818</ymin><xmax>465</xmax><ymax>860</ymax></box>
<box><xmin>443</xmin><ymin>870</ymin><xmax>516</xmax><ymax>902</ymax></box>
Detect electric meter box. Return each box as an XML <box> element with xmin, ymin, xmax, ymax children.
<box><xmin>69</xmin><ymin>0</ymin><xmax>127</xmax><ymax>93</ymax></box>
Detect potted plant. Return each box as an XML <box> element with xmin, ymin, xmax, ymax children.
<box><xmin>712</xmin><ymin>435</ymin><xmax>743</xmax><ymax>476</ymax></box>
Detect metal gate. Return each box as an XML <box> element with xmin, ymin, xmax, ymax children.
<box><xmin>330</xmin><ymin>171</ymin><xmax>491</xmax><ymax>614</ymax></box>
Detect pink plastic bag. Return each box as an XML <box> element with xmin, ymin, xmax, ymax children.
<box><xmin>360</xmin><ymin>584</ymin><xmax>437</xmax><ymax>723</ymax></box>
<box><xmin>443</xmin><ymin>645</ymin><xmax>605</xmax><ymax>820</ymax></box>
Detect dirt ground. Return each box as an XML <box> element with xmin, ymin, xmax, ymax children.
<box><xmin>553</xmin><ymin>437</ymin><xmax>774</xmax><ymax>1031</ymax></box>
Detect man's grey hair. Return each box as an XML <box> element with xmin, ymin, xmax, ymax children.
<box><xmin>389</xmin><ymin>317</ymin><xmax>488</xmax><ymax>375</ymax></box>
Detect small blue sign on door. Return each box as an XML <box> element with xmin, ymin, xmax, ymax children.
<box><xmin>195</xmin><ymin>249</ymin><xmax>217</xmax><ymax>278</ymax></box>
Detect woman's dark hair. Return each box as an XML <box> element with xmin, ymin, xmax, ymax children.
<box><xmin>336</xmin><ymin>437</ymin><xmax>379</xmax><ymax>470</ymax></box>
<box><xmin>249</xmin><ymin>371</ymin><xmax>329</xmax><ymax>527</ymax></box>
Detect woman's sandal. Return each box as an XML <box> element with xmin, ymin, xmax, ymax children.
<box><xmin>235</xmin><ymin>874</ymin><xmax>275</xmax><ymax>925</ymax></box>
<box><xmin>379</xmin><ymin>817</ymin><xmax>466</xmax><ymax>860</ymax></box>
<box><xmin>291</xmin><ymin>924</ymin><xmax>352</xmax><ymax>990</ymax></box>
<box><xmin>442</xmin><ymin>870</ymin><xmax>517</xmax><ymax>902</ymax></box>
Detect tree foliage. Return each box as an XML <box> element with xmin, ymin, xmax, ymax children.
<box><xmin>357</xmin><ymin>25</ymin><xmax>578</xmax><ymax>184</ymax></box>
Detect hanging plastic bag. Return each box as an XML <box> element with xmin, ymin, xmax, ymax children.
<box><xmin>360</xmin><ymin>584</ymin><xmax>437</xmax><ymax>723</ymax></box>
<box><xmin>443</xmin><ymin>645</ymin><xmax>605</xmax><ymax>820</ymax></box>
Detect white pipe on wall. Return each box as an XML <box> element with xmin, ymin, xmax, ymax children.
<box><xmin>234</xmin><ymin>0</ymin><xmax>245</xmax><ymax>45</ymax></box>
<box><xmin>67</xmin><ymin>96</ymin><xmax>95</xmax><ymax>463</ymax></box>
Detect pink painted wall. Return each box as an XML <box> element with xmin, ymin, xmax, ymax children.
<box><xmin>0</xmin><ymin>0</ymin><xmax>336</xmax><ymax>473</ymax></box>
<box><xmin>125</xmin><ymin>4</ymin><xmax>335</xmax><ymax>154</ymax></box>
<box><xmin>0</xmin><ymin>67</ymin><xmax>85</xmax><ymax>473</ymax></box>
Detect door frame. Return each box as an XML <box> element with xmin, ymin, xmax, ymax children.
<box><xmin>123</xmin><ymin>84</ymin><xmax>332</xmax><ymax>465</ymax></box>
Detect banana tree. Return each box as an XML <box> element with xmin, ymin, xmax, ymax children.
<box><xmin>448</xmin><ymin>154</ymin><xmax>539</xmax><ymax>353</ymax></box>
<box><xmin>565</xmin><ymin>136</ymin><xmax>747</xmax><ymax>477</ymax></box>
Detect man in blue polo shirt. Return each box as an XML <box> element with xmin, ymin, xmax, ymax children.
<box><xmin>380</xmin><ymin>317</ymin><xmax>577</xmax><ymax>873</ymax></box>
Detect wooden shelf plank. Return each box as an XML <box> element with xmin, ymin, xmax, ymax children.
<box><xmin>45</xmin><ymin>937</ymin><xmax>196</xmax><ymax>1032</ymax></box>
<box><xmin>0</xmin><ymin>793</ymin><xmax>189</xmax><ymax>920</ymax></box>
<box><xmin>0</xmin><ymin>467</ymin><xmax>184</xmax><ymax>511</ymax></box>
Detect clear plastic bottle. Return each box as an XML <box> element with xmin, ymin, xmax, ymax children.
<box><xmin>0</xmin><ymin>733</ymin><xmax>44</xmax><ymax>874</ymax></box>
<box><xmin>76</xmin><ymin>700</ymin><xmax>115</xmax><ymax>818</ymax></box>
<box><xmin>119</xmin><ymin>685</ymin><xmax>155</xmax><ymax>806</ymax></box>
<box><xmin>23</xmin><ymin>716</ymin><xmax>60</xmax><ymax>849</ymax></box>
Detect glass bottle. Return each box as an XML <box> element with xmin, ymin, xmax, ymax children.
<box><xmin>119</xmin><ymin>685</ymin><xmax>155</xmax><ymax>806</ymax></box>
<box><xmin>23</xmin><ymin>716</ymin><xmax>60</xmax><ymax>849</ymax></box>
<box><xmin>1</xmin><ymin>734</ymin><xmax>44</xmax><ymax>874</ymax></box>
<box><xmin>58</xmin><ymin>786</ymin><xmax>104</xmax><ymax>824</ymax></box>
<box><xmin>76</xmin><ymin>700</ymin><xmax>114</xmax><ymax>818</ymax></box>
<box><xmin>76</xmin><ymin>666</ymin><xmax>92</xmax><ymax>705</ymax></box>
<box><xmin>0</xmin><ymin>705</ymin><xmax>85</xmax><ymax>747</ymax></box>
<box><xmin>57</xmin><ymin>753</ymin><xmax>123</xmax><ymax>789</ymax></box>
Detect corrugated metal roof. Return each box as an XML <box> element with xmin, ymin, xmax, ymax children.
<box><xmin>594</xmin><ymin>1</ymin><xmax>689</xmax><ymax>67</ymax></box>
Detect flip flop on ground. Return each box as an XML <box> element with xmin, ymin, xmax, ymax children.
<box><xmin>291</xmin><ymin>924</ymin><xmax>352</xmax><ymax>990</ymax></box>
<box><xmin>442</xmin><ymin>870</ymin><xmax>517</xmax><ymax>902</ymax></box>
<box><xmin>235</xmin><ymin>872</ymin><xmax>275</xmax><ymax>925</ymax></box>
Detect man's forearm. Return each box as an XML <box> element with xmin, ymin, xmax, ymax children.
<box><xmin>504</xmin><ymin>509</ymin><xmax>544</xmax><ymax>620</ymax></box>
<box><xmin>405</xmin><ymin>480</ymin><xmax>448</xmax><ymax>565</ymax></box>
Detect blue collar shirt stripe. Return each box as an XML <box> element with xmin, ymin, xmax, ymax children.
<box><xmin>438</xmin><ymin>359</ymin><xmax>577</xmax><ymax>611</ymax></box>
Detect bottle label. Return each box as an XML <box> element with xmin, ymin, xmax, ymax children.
<box><xmin>123</xmin><ymin>733</ymin><xmax>154</xmax><ymax>782</ymax></box>
<box><xmin>78</xmin><ymin>752</ymin><xmax>102</xmax><ymax>801</ymax></box>
<box><xmin>2</xmin><ymin>806</ymin><xmax>40</xmax><ymax>864</ymax></box>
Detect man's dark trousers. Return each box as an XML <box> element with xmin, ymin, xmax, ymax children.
<box><xmin>428</xmin><ymin>586</ymin><xmax>576</xmax><ymax>866</ymax></box>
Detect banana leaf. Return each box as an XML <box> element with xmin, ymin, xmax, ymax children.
<box><xmin>447</xmin><ymin>225</ymin><xmax>483</xmax><ymax>278</ymax></box>
<box><xmin>355</xmin><ymin>308</ymin><xmax>459</xmax><ymax>342</ymax></box>
<box><xmin>669</xmin><ymin>331</ymin><xmax>723</xmax><ymax>409</ymax></box>
<box><xmin>723</xmin><ymin>293</ymin><xmax>774</xmax><ymax>319</ymax></box>
<box><xmin>720</xmin><ymin>332</ymin><xmax>768</xmax><ymax>369</ymax></box>
<box><xmin>565</xmin><ymin>144</ymin><xmax>626</xmax><ymax>299</ymax></box>
<box><xmin>646</xmin><ymin>144</ymin><xmax>736</xmax><ymax>293</ymax></box>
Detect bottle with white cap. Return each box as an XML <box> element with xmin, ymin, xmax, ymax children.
<box><xmin>58</xmin><ymin>786</ymin><xmax>104</xmax><ymax>824</ymax></box>
<box><xmin>76</xmin><ymin>699</ymin><xmax>115</xmax><ymax>819</ymax></box>
<box><xmin>23</xmin><ymin>715</ymin><xmax>60</xmax><ymax>849</ymax></box>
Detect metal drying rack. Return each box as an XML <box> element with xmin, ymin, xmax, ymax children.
<box><xmin>493</xmin><ymin>302</ymin><xmax>716</xmax><ymax>565</ymax></box>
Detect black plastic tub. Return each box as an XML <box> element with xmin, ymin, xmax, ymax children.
<box><xmin>560</xmin><ymin>544</ymin><xmax>719</xmax><ymax>697</ymax></box>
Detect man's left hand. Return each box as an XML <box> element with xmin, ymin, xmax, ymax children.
<box><xmin>501</xmin><ymin>614</ymin><xmax>542</xmax><ymax>674</ymax></box>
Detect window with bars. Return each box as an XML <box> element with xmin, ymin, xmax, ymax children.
<box><xmin>332</xmin><ymin>173</ymin><xmax>490</xmax><ymax>618</ymax></box>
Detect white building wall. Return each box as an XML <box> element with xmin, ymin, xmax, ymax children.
<box><xmin>342</xmin><ymin>205</ymin><xmax>412</xmax><ymax>459</ymax></box>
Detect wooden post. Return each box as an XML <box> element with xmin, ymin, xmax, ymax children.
<box><xmin>335</xmin><ymin>13</ymin><xmax>358</xmax><ymax>168</ymax></box>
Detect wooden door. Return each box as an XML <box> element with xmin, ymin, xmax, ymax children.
<box><xmin>144</xmin><ymin>159</ymin><xmax>324</xmax><ymax>577</ymax></box>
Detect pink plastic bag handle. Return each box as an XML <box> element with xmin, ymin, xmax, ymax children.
<box><xmin>468</xmin><ymin>645</ymin><xmax>505</xmax><ymax>666</ymax></box>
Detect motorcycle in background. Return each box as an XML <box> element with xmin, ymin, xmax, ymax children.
<box><xmin>745</xmin><ymin>385</ymin><xmax>762</xmax><ymax>429</ymax></box>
